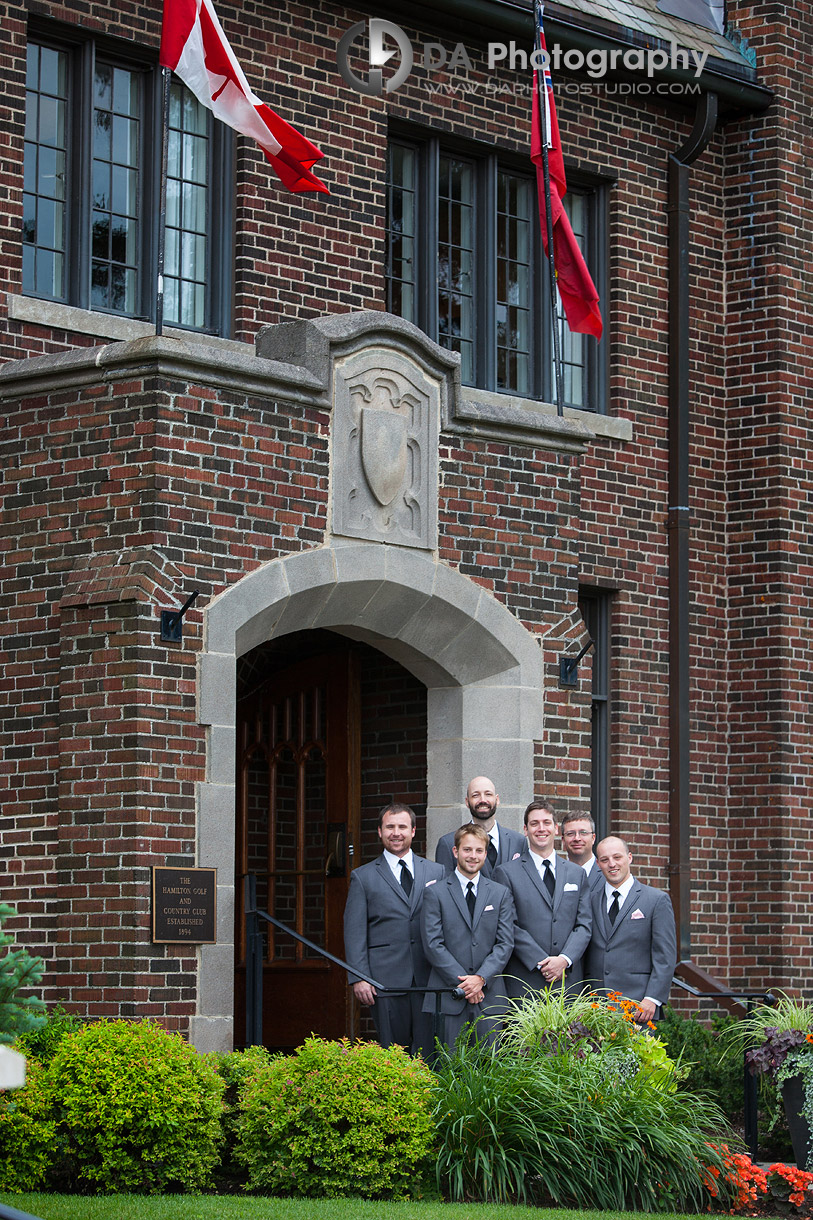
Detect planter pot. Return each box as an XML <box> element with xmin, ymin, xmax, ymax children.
<box><xmin>781</xmin><ymin>1073</ymin><xmax>812</xmax><ymax>1170</ymax></box>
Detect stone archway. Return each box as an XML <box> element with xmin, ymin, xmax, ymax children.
<box><xmin>189</xmin><ymin>542</ymin><xmax>543</xmax><ymax>1051</ymax></box>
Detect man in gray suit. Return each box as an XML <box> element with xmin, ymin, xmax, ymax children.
<box><xmin>583</xmin><ymin>835</ymin><xmax>677</xmax><ymax>1023</ymax></box>
<box><xmin>561</xmin><ymin>812</ymin><xmax>604</xmax><ymax>893</ymax></box>
<box><xmin>494</xmin><ymin>799</ymin><xmax>592</xmax><ymax>997</ymax></box>
<box><xmin>343</xmin><ymin>802</ymin><xmax>445</xmax><ymax>1057</ymax></box>
<box><xmin>435</xmin><ymin>775</ymin><xmax>525</xmax><ymax>878</ymax></box>
<box><xmin>421</xmin><ymin>823</ymin><xmax>515</xmax><ymax>1050</ymax></box>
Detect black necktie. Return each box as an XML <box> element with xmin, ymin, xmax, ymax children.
<box><xmin>487</xmin><ymin>837</ymin><xmax>497</xmax><ymax>868</ymax></box>
<box><xmin>466</xmin><ymin>881</ymin><xmax>476</xmax><ymax>920</ymax></box>
<box><xmin>399</xmin><ymin>860</ymin><xmax>413</xmax><ymax>896</ymax></box>
<box><xmin>542</xmin><ymin>858</ymin><xmax>555</xmax><ymax>897</ymax></box>
<box><xmin>608</xmin><ymin>889</ymin><xmax>620</xmax><ymax>924</ymax></box>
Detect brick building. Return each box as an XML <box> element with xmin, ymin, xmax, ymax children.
<box><xmin>1</xmin><ymin>0</ymin><xmax>810</xmax><ymax>1051</ymax></box>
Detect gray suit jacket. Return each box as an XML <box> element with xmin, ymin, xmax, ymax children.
<box><xmin>494</xmin><ymin>853</ymin><xmax>592</xmax><ymax>995</ymax></box>
<box><xmin>583</xmin><ymin>878</ymin><xmax>677</xmax><ymax>1006</ymax></box>
<box><xmin>343</xmin><ymin>853</ymin><xmax>445</xmax><ymax>989</ymax></box>
<box><xmin>583</xmin><ymin>858</ymin><xmax>605</xmax><ymax>894</ymax></box>
<box><xmin>420</xmin><ymin>873</ymin><xmax>515</xmax><ymax>1014</ymax></box>
<box><xmin>435</xmin><ymin>823</ymin><xmax>526</xmax><ymax>878</ymax></box>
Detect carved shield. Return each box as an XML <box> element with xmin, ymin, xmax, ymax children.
<box><xmin>361</xmin><ymin>407</ymin><xmax>407</xmax><ymax>506</ymax></box>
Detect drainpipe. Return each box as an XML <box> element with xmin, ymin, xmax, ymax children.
<box><xmin>666</xmin><ymin>91</ymin><xmax>718</xmax><ymax>965</ymax></box>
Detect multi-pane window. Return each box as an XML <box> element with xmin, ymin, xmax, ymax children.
<box><xmin>23</xmin><ymin>44</ymin><xmax>67</xmax><ymax>299</ymax></box>
<box><xmin>91</xmin><ymin>63</ymin><xmax>141</xmax><ymax>314</ymax></box>
<box><xmin>23</xmin><ymin>27</ymin><xmax>231</xmax><ymax>334</ymax></box>
<box><xmin>385</xmin><ymin>134</ymin><xmax>607</xmax><ymax>411</ymax></box>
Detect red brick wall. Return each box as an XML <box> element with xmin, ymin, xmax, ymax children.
<box><xmin>2</xmin><ymin>0</ymin><xmax>811</xmax><ymax>1026</ymax></box>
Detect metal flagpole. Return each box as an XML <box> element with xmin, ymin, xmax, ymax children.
<box><xmin>533</xmin><ymin>0</ymin><xmax>564</xmax><ymax>416</ymax></box>
<box><xmin>155</xmin><ymin>65</ymin><xmax>172</xmax><ymax>337</ymax></box>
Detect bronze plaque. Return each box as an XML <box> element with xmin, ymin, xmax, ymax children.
<box><xmin>152</xmin><ymin>867</ymin><xmax>217</xmax><ymax>944</ymax></box>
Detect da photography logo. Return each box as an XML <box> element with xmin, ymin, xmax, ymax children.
<box><xmin>338</xmin><ymin>19</ymin><xmax>413</xmax><ymax>95</ymax></box>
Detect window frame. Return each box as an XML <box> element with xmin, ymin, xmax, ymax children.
<box><xmin>24</xmin><ymin>19</ymin><xmax>234</xmax><ymax>337</ymax></box>
<box><xmin>386</xmin><ymin>125</ymin><xmax>609</xmax><ymax>412</ymax></box>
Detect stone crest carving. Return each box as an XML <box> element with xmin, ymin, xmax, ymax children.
<box><xmin>332</xmin><ymin>346</ymin><xmax>439</xmax><ymax>549</ymax></box>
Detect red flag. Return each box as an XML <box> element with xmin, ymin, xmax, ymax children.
<box><xmin>160</xmin><ymin>0</ymin><xmax>328</xmax><ymax>194</ymax></box>
<box><xmin>532</xmin><ymin>15</ymin><xmax>602</xmax><ymax>339</ymax></box>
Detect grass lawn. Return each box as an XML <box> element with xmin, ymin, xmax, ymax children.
<box><xmin>0</xmin><ymin>1198</ymin><xmax>725</xmax><ymax>1220</ymax></box>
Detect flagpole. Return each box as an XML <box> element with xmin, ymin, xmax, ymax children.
<box><xmin>533</xmin><ymin>0</ymin><xmax>564</xmax><ymax>417</ymax></box>
<box><xmin>155</xmin><ymin>65</ymin><xmax>172</xmax><ymax>337</ymax></box>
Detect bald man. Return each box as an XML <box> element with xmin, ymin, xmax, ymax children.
<box><xmin>583</xmin><ymin>835</ymin><xmax>677</xmax><ymax>1023</ymax></box>
<box><xmin>434</xmin><ymin>775</ymin><xmax>525</xmax><ymax>879</ymax></box>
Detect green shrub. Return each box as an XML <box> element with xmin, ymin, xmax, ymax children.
<box><xmin>45</xmin><ymin>1019</ymin><xmax>225</xmax><ymax>1194</ymax></box>
<box><xmin>235</xmin><ymin>1036</ymin><xmax>435</xmax><ymax>1198</ymax></box>
<box><xmin>0</xmin><ymin>1058</ymin><xmax>56</xmax><ymax>1192</ymax></box>
<box><xmin>659</xmin><ymin>1005</ymin><xmax>741</xmax><ymax>1111</ymax></box>
<box><xmin>433</xmin><ymin>993</ymin><xmax>741</xmax><ymax>1210</ymax></box>
<box><xmin>16</xmin><ymin>1004</ymin><xmax>83</xmax><ymax>1065</ymax></box>
<box><xmin>211</xmin><ymin>1044</ymin><xmax>274</xmax><ymax>1192</ymax></box>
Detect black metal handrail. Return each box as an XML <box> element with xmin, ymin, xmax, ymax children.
<box><xmin>244</xmin><ymin>875</ymin><xmax>461</xmax><ymax>1056</ymax></box>
<box><xmin>671</xmin><ymin>975</ymin><xmax>775</xmax><ymax>1160</ymax></box>
<box><xmin>244</xmin><ymin>875</ymin><xmax>775</xmax><ymax>1159</ymax></box>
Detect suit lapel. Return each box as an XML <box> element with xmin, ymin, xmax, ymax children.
<box><xmin>551</xmin><ymin>860</ymin><xmax>567</xmax><ymax>909</ymax></box>
<box><xmin>377</xmin><ymin>855</ymin><xmax>410</xmax><ymax>906</ymax></box>
<box><xmin>447</xmin><ymin>875</ymin><xmax>470</xmax><ymax>925</ymax></box>
<box><xmin>410</xmin><ymin>856</ymin><xmax>428</xmax><ymax>912</ymax></box>
<box><xmin>471</xmin><ymin>877</ymin><xmax>490</xmax><ymax>928</ymax></box>
<box><xmin>524</xmin><ymin>853</ymin><xmax>552</xmax><ymax>907</ymax></box>
<box><xmin>606</xmin><ymin>881</ymin><xmax>641</xmax><ymax>941</ymax></box>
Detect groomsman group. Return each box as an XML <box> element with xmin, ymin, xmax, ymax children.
<box><xmin>344</xmin><ymin>776</ymin><xmax>678</xmax><ymax>1056</ymax></box>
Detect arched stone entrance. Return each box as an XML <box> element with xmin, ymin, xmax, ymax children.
<box><xmin>189</xmin><ymin>542</ymin><xmax>543</xmax><ymax>1051</ymax></box>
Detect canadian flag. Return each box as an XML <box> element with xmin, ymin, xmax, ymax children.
<box><xmin>160</xmin><ymin>0</ymin><xmax>328</xmax><ymax>194</ymax></box>
<box><xmin>532</xmin><ymin>5</ymin><xmax>602</xmax><ymax>339</ymax></box>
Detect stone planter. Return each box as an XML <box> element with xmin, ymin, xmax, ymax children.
<box><xmin>781</xmin><ymin>1072</ymin><xmax>812</xmax><ymax>1170</ymax></box>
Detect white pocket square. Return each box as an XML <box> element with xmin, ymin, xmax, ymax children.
<box><xmin>563</xmin><ymin>882</ymin><xmax>579</xmax><ymax>891</ymax></box>
<box><xmin>630</xmin><ymin>908</ymin><xmax>646</xmax><ymax>919</ymax></box>
<box><xmin>484</xmin><ymin>904</ymin><xmax>494</xmax><ymax>911</ymax></box>
<box><xmin>425</xmin><ymin>878</ymin><xmax>437</xmax><ymax>886</ymax></box>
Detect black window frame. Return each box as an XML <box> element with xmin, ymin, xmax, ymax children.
<box><xmin>24</xmin><ymin>19</ymin><xmax>234</xmax><ymax>337</ymax></box>
<box><xmin>386</xmin><ymin>126</ymin><xmax>609</xmax><ymax>413</ymax></box>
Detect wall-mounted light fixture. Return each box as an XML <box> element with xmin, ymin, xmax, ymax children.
<box><xmin>160</xmin><ymin>589</ymin><xmax>201</xmax><ymax>642</ymax></box>
<box><xmin>559</xmin><ymin>638</ymin><xmax>595</xmax><ymax>687</ymax></box>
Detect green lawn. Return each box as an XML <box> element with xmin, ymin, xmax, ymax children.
<box><xmin>0</xmin><ymin>1198</ymin><xmax>726</xmax><ymax>1220</ymax></box>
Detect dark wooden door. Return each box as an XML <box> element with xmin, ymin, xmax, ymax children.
<box><xmin>234</xmin><ymin>648</ymin><xmax>360</xmax><ymax>1050</ymax></box>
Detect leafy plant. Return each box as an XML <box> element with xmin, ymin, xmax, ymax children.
<box><xmin>235</xmin><ymin>1036</ymin><xmax>435</xmax><ymax>1198</ymax></box>
<box><xmin>433</xmin><ymin>1029</ymin><xmax>738</xmax><ymax>1210</ymax></box>
<box><xmin>210</xmin><ymin>1044</ymin><xmax>274</xmax><ymax>1192</ymax></box>
<box><xmin>45</xmin><ymin>1019</ymin><xmax>225</xmax><ymax>1194</ymax></box>
<box><xmin>659</xmin><ymin>1006</ymin><xmax>741</xmax><ymax>1110</ymax></box>
<box><xmin>501</xmin><ymin>985</ymin><xmax>678</xmax><ymax>1088</ymax></box>
<box><xmin>722</xmin><ymin>992</ymin><xmax>813</xmax><ymax>1169</ymax></box>
<box><xmin>16</xmin><ymin>1005</ymin><xmax>83</xmax><ymax>1065</ymax></box>
<box><xmin>0</xmin><ymin>904</ymin><xmax>46</xmax><ymax>1045</ymax></box>
<box><xmin>0</xmin><ymin>1057</ymin><xmax>56</xmax><ymax>1192</ymax></box>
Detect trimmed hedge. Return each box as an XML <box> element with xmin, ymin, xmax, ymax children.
<box><xmin>234</xmin><ymin>1036</ymin><xmax>435</xmax><ymax>1198</ymax></box>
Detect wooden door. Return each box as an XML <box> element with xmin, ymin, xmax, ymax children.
<box><xmin>234</xmin><ymin>647</ymin><xmax>360</xmax><ymax>1050</ymax></box>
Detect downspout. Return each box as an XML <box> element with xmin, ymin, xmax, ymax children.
<box><xmin>666</xmin><ymin>92</ymin><xmax>718</xmax><ymax>972</ymax></box>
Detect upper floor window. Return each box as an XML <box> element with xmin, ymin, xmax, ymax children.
<box><xmin>386</xmin><ymin>132</ymin><xmax>608</xmax><ymax>411</ymax></box>
<box><xmin>23</xmin><ymin>27</ymin><xmax>233</xmax><ymax>335</ymax></box>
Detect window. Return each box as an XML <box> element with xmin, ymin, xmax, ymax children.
<box><xmin>23</xmin><ymin>27</ymin><xmax>233</xmax><ymax>334</ymax></box>
<box><xmin>386</xmin><ymin>133</ymin><xmax>607</xmax><ymax>411</ymax></box>
<box><xmin>579</xmin><ymin>590</ymin><xmax>612</xmax><ymax>839</ymax></box>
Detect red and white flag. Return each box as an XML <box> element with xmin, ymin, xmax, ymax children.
<box><xmin>160</xmin><ymin>0</ymin><xmax>328</xmax><ymax>194</ymax></box>
<box><xmin>532</xmin><ymin>5</ymin><xmax>602</xmax><ymax>338</ymax></box>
